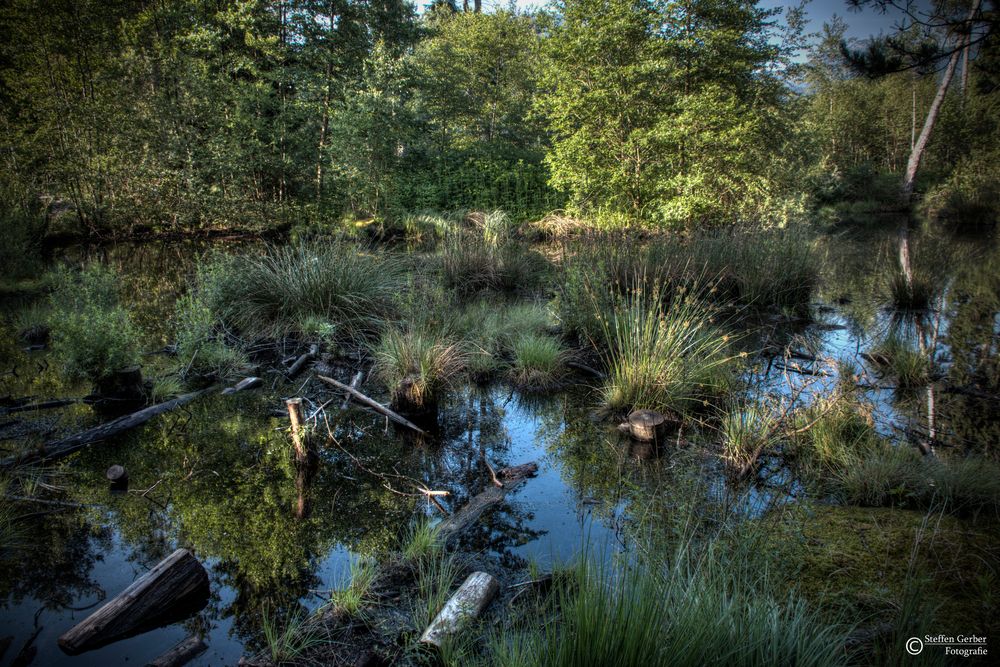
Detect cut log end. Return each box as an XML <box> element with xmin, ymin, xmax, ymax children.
<box><xmin>627</xmin><ymin>409</ymin><xmax>668</xmax><ymax>442</ymax></box>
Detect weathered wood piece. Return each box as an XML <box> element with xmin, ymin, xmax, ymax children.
<box><xmin>286</xmin><ymin>398</ymin><xmax>309</xmax><ymax>463</ymax></box>
<box><xmin>146</xmin><ymin>635</ymin><xmax>207</xmax><ymax>667</ymax></box>
<box><xmin>106</xmin><ymin>465</ymin><xmax>129</xmax><ymax>492</ymax></box>
<box><xmin>0</xmin><ymin>398</ymin><xmax>77</xmax><ymax>416</ymax></box>
<box><xmin>1</xmin><ymin>388</ymin><xmax>215</xmax><ymax>469</ymax></box>
<box><xmin>435</xmin><ymin>462</ymin><xmax>537</xmax><ymax>545</ymax></box>
<box><xmin>58</xmin><ymin>549</ymin><xmax>209</xmax><ymax>655</ymax></box>
<box><xmin>419</xmin><ymin>571</ymin><xmax>499</xmax><ymax>649</ymax></box>
<box><xmin>627</xmin><ymin>409</ymin><xmax>666</xmax><ymax>442</ymax></box>
<box><xmin>221</xmin><ymin>376</ymin><xmax>262</xmax><ymax>395</ymax></box>
<box><xmin>567</xmin><ymin>360</ymin><xmax>606</xmax><ymax>379</ymax></box>
<box><xmin>340</xmin><ymin>371</ymin><xmax>365</xmax><ymax>409</ymax></box>
<box><xmin>287</xmin><ymin>344</ymin><xmax>319</xmax><ymax>379</ymax></box>
<box><xmin>316</xmin><ymin>375</ymin><xmax>425</xmax><ymax>434</ymax></box>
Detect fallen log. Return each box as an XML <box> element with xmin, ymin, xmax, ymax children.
<box><xmin>1</xmin><ymin>388</ymin><xmax>215</xmax><ymax>469</ymax></box>
<box><xmin>0</xmin><ymin>398</ymin><xmax>78</xmax><ymax>416</ymax></box>
<box><xmin>435</xmin><ymin>462</ymin><xmax>537</xmax><ymax>546</ymax></box>
<box><xmin>316</xmin><ymin>375</ymin><xmax>425</xmax><ymax>434</ymax></box>
<box><xmin>58</xmin><ymin>548</ymin><xmax>209</xmax><ymax>655</ymax></box>
<box><xmin>146</xmin><ymin>635</ymin><xmax>207</xmax><ymax>667</ymax></box>
<box><xmin>567</xmin><ymin>360</ymin><xmax>606</xmax><ymax>380</ymax></box>
<box><xmin>221</xmin><ymin>376</ymin><xmax>262</xmax><ymax>395</ymax></box>
<box><xmin>287</xmin><ymin>344</ymin><xmax>319</xmax><ymax>379</ymax></box>
<box><xmin>419</xmin><ymin>571</ymin><xmax>499</xmax><ymax>649</ymax></box>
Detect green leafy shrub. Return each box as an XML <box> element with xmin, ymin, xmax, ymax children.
<box><xmin>48</xmin><ymin>266</ymin><xmax>141</xmax><ymax>384</ymax></box>
<box><xmin>173</xmin><ymin>293</ymin><xmax>248</xmax><ymax>384</ymax></box>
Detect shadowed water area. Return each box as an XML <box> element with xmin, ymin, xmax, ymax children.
<box><xmin>1</xmin><ymin>222</ymin><xmax>998</xmax><ymax>665</ymax></box>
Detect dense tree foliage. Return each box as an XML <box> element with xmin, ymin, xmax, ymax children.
<box><xmin>0</xmin><ymin>0</ymin><xmax>997</xmax><ymax>237</ymax></box>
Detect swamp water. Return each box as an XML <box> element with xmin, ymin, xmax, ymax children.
<box><xmin>1</xmin><ymin>223</ymin><xmax>998</xmax><ymax>665</ymax></box>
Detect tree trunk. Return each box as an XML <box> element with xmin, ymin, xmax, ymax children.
<box><xmin>901</xmin><ymin>0</ymin><xmax>982</xmax><ymax>199</ymax></box>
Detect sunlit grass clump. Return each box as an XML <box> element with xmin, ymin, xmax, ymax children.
<box><xmin>198</xmin><ymin>240</ymin><xmax>403</xmax><ymax>339</ymax></box>
<box><xmin>601</xmin><ymin>285</ymin><xmax>736</xmax><ymax>415</ymax></box>
<box><xmin>509</xmin><ymin>333</ymin><xmax>566</xmax><ymax>390</ymax></box>
<box><xmin>328</xmin><ymin>558</ymin><xmax>379</xmax><ymax>620</ymax></box>
<box><xmin>867</xmin><ymin>334</ymin><xmax>931</xmax><ymax>388</ymax></box>
<box><xmin>491</xmin><ymin>546</ymin><xmax>849</xmax><ymax>667</ymax></box>
<box><xmin>720</xmin><ymin>400</ymin><xmax>781</xmax><ymax>473</ymax></box>
<box><xmin>374</xmin><ymin>326</ymin><xmax>467</xmax><ymax>410</ymax></box>
<box><xmin>441</xmin><ymin>229</ymin><xmax>547</xmax><ymax>298</ymax></box>
<box><xmin>260</xmin><ymin>603</ymin><xmax>327</xmax><ymax>665</ymax></box>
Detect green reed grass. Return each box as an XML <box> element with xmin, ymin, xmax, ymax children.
<box><xmin>373</xmin><ymin>326</ymin><xmax>467</xmax><ymax>408</ymax></box>
<box><xmin>260</xmin><ymin>603</ymin><xmax>327</xmax><ymax>665</ymax></box>
<box><xmin>490</xmin><ymin>542</ymin><xmax>850</xmax><ymax>667</ymax></box>
<box><xmin>509</xmin><ymin>333</ymin><xmax>566</xmax><ymax>390</ymax></box>
<box><xmin>600</xmin><ymin>282</ymin><xmax>737</xmax><ymax>415</ymax></box>
<box><xmin>198</xmin><ymin>240</ymin><xmax>403</xmax><ymax>340</ymax></box>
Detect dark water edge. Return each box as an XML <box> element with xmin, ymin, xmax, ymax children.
<box><xmin>2</xmin><ymin>220</ymin><xmax>998</xmax><ymax>665</ymax></box>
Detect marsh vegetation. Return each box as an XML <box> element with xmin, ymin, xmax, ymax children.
<box><xmin>2</xmin><ymin>1</ymin><xmax>999</xmax><ymax>666</ymax></box>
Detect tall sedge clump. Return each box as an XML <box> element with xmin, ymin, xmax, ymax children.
<box><xmin>374</xmin><ymin>326</ymin><xmax>467</xmax><ymax>412</ymax></box>
<box><xmin>197</xmin><ymin>241</ymin><xmax>403</xmax><ymax>340</ymax></box>
<box><xmin>600</xmin><ymin>281</ymin><xmax>737</xmax><ymax>416</ymax></box>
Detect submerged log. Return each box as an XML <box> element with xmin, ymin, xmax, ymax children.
<box><xmin>287</xmin><ymin>344</ymin><xmax>319</xmax><ymax>379</ymax></box>
<box><xmin>1</xmin><ymin>387</ymin><xmax>215</xmax><ymax>469</ymax></box>
<box><xmin>316</xmin><ymin>375</ymin><xmax>425</xmax><ymax>434</ymax></box>
<box><xmin>435</xmin><ymin>462</ymin><xmax>538</xmax><ymax>546</ymax></box>
<box><xmin>419</xmin><ymin>572</ymin><xmax>499</xmax><ymax>649</ymax></box>
<box><xmin>146</xmin><ymin>635</ymin><xmax>207</xmax><ymax>667</ymax></box>
<box><xmin>58</xmin><ymin>549</ymin><xmax>209</xmax><ymax>655</ymax></box>
<box><xmin>0</xmin><ymin>398</ymin><xmax>78</xmax><ymax>416</ymax></box>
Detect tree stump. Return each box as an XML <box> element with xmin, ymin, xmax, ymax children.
<box><xmin>626</xmin><ymin>409</ymin><xmax>667</xmax><ymax>443</ymax></box>
<box><xmin>106</xmin><ymin>465</ymin><xmax>129</xmax><ymax>492</ymax></box>
<box><xmin>286</xmin><ymin>398</ymin><xmax>311</xmax><ymax>464</ymax></box>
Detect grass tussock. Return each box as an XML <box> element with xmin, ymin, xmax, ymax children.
<box><xmin>866</xmin><ymin>334</ymin><xmax>932</xmax><ymax>388</ymax></box>
<box><xmin>454</xmin><ymin>300</ymin><xmax>554</xmax><ymax>381</ymax></box>
<box><xmin>440</xmin><ymin>228</ymin><xmax>547</xmax><ymax>298</ymax></box>
<box><xmin>374</xmin><ymin>326</ymin><xmax>467</xmax><ymax>409</ymax></box>
<box><xmin>600</xmin><ymin>284</ymin><xmax>737</xmax><ymax>416</ymax></box>
<box><xmin>260</xmin><ymin>603</ymin><xmax>327</xmax><ymax>665</ymax></box>
<box><xmin>198</xmin><ymin>240</ymin><xmax>403</xmax><ymax>340</ymax></box>
<box><xmin>790</xmin><ymin>396</ymin><xmax>1000</xmax><ymax>516</ymax></box>
<box><xmin>837</xmin><ymin>448</ymin><xmax>1000</xmax><ymax>516</ymax></box>
<box><xmin>508</xmin><ymin>333</ymin><xmax>567</xmax><ymax>390</ymax></box>
<box><xmin>328</xmin><ymin>558</ymin><xmax>379</xmax><ymax>619</ymax></box>
<box><xmin>491</xmin><ymin>544</ymin><xmax>850</xmax><ymax>667</ymax></box>
<box><xmin>720</xmin><ymin>399</ymin><xmax>782</xmax><ymax>472</ymax></box>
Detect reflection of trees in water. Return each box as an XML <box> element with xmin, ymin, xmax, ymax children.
<box><xmin>0</xmin><ymin>513</ymin><xmax>111</xmax><ymax>613</ymax></box>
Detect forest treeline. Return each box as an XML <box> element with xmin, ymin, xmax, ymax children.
<box><xmin>0</xmin><ymin>0</ymin><xmax>997</xmax><ymax>239</ymax></box>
